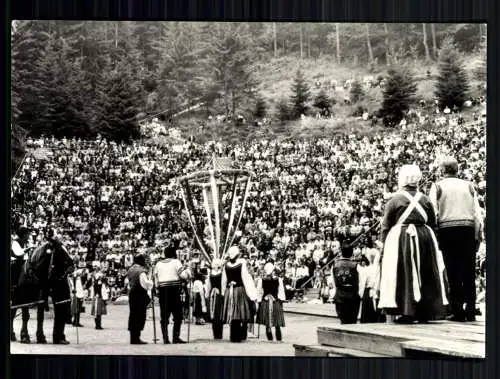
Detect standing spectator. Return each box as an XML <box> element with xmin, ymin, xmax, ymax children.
<box><xmin>429</xmin><ymin>157</ymin><xmax>484</xmax><ymax>322</ymax></box>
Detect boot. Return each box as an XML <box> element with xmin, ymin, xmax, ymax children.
<box><xmin>161</xmin><ymin>323</ymin><xmax>170</xmax><ymax>344</ymax></box>
<box><xmin>266</xmin><ymin>327</ymin><xmax>273</xmax><ymax>341</ymax></box>
<box><xmin>95</xmin><ymin>317</ymin><xmax>103</xmax><ymax>330</ymax></box>
<box><xmin>241</xmin><ymin>323</ymin><xmax>248</xmax><ymax>341</ymax></box>
<box><xmin>230</xmin><ymin>321</ymin><xmax>242</xmax><ymax>343</ymax></box>
<box><xmin>130</xmin><ymin>331</ymin><xmax>147</xmax><ymax>344</ymax></box>
<box><xmin>172</xmin><ymin>321</ymin><xmax>186</xmax><ymax>344</ymax></box>
<box><xmin>212</xmin><ymin>323</ymin><xmax>223</xmax><ymax>340</ymax></box>
<box><xmin>275</xmin><ymin>327</ymin><xmax>282</xmax><ymax>342</ymax></box>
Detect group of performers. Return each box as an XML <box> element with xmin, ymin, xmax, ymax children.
<box><xmin>330</xmin><ymin>157</ymin><xmax>483</xmax><ymax>325</ymax></box>
<box><xmin>127</xmin><ymin>243</ymin><xmax>287</xmax><ymax>344</ymax></box>
<box><xmin>11</xmin><ymin>155</ymin><xmax>483</xmax><ymax>345</ymax></box>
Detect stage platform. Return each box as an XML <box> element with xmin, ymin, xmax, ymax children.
<box><xmin>294</xmin><ymin>320</ymin><xmax>485</xmax><ymax>358</ymax></box>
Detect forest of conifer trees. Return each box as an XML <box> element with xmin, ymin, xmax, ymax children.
<box><xmin>11</xmin><ymin>21</ymin><xmax>486</xmax><ymax>144</ymax></box>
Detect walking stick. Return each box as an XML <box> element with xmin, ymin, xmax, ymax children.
<box><xmin>187</xmin><ymin>280</ymin><xmax>193</xmax><ymax>343</ymax></box>
<box><xmin>151</xmin><ymin>277</ymin><xmax>159</xmax><ymax>344</ymax></box>
<box><xmin>75</xmin><ymin>296</ymin><xmax>79</xmax><ymax>345</ymax></box>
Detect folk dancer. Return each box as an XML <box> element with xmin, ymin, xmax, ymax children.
<box><xmin>358</xmin><ymin>253</ymin><xmax>385</xmax><ymax>323</ymax></box>
<box><xmin>256</xmin><ymin>262</ymin><xmax>286</xmax><ymax>341</ymax></box>
<box><xmin>429</xmin><ymin>156</ymin><xmax>484</xmax><ymax>322</ymax></box>
<box><xmin>331</xmin><ymin>241</ymin><xmax>361</xmax><ymax>324</ymax></box>
<box><xmin>221</xmin><ymin>246</ymin><xmax>258</xmax><ymax>343</ymax></box>
<box><xmin>127</xmin><ymin>253</ymin><xmax>154</xmax><ymax>344</ymax></box>
<box><xmin>206</xmin><ymin>258</ymin><xmax>224</xmax><ymax>339</ymax></box>
<box><xmin>376</xmin><ymin>164</ymin><xmax>449</xmax><ymax>324</ymax></box>
<box><xmin>153</xmin><ymin>245</ymin><xmax>191</xmax><ymax>344</ymax></box>
<box><xmin>48</xmin><ymin>230</ymin><xmax>75</xmax><ymax>344</ymax></box>
<box><xmin>70</xmin><ymin>265</ymin><xmax>87</xmax><ymax>327</ymax></box>
<box><xmin>192</xmin><ymin>270</ymin><xmax>207</xmax><ymax>325</ymax></box>
<box><xmin>10</xmin><ymin>227</ymin><xmax>30</xmax><ymax>342</ymax></box>
<box><xmin>91</xmin><ymin>271</ymin><xmax>109</xmax><ymax>330</ymax></box>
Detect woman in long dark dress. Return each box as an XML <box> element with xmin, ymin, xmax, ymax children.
<box><xmin>220</xmin><ymin>246</ymin><xmax>258</xmax><ymax>343</ymax></box>
<box><xmin>376</xmin><ymin>164</ymin><xmax>449</xmax><ymax>323</ymax></box>
<box><xmin>206</xmin><ymin>258</ymin><xmax>224</xmax><ymax>339</ymax></box>
<box><xmin>256</xmin><ymin>263</ymin><xmax>286</xmax><ymax>341</ymax></box>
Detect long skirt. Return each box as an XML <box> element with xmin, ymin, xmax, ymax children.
<box><xmin>71</xmin><ymin>297</ymin><xmax>84</xmax><ymax>315</ymax></box>
<box><xmin>256</xmin><ymin>296</ymin><xmax>285</xmax><ymax>327</ymax></box>
<box><xmin>378</xmin><ymin>224</ymin><xmax>449</xmax><ymax>320</ymax></box>
<box><xmin>207</xmin><ymin>288</ymin><xmax>223</xmax><ymax>323</ymax></box>
<box><xmin>193</xmin><ymin>292</ymin><xmax>204</xmax><ymax>318</ymax></box>
<box><xmin>91</xmin><ymin>297</ymin><xmax>107</xmax><ymax>317</ymax></box>
<box><xmin>221</xmin><ymin>285</ymin><xmax>252</xmax><ymax>324</ymax></box>
<box><xmin>360</xmin><ymin>288</ymin><xmax>386</xmax><ymax>323</ymax></box>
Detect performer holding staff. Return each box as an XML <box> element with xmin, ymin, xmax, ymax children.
<box><xmin>91</xmin><ymin>271</ymin><xmax>109</xmax><ymax>330</ymax></box>
<box><xmin>331</xmin><ymin>241</ymin><xmax>361</xmax><ymax>324</ymax></box>
<box><xmin>206</xmin><ymin>258</ymin><xmax>224</xmax><ymax>339</ymax></box>
<box><xmin>126</xmin><ymin>253</ymin><xmax>153</xmax><ymax>344</ymax></box>
<box><xmin>70</xmin><ymin>263</ymin><xmax>86</xmax><ymax>327</ymax></box>
<box><xmin>376</xmin><ymin>164</ymin><xmax>449</xmax><ymax>324</ymax></box>
<box><xmin>221</xmin><ymin>246</ymin><xmax>258</xmax><ymax>343</ymax></box>
<box><xmin>153</xmin><ymin>244</ymin><xmax>192</xmax><ymax>344</ymax></box>
<box><xmin>256</xmin><ymin>262</ymin><xmax>286</xmax><ymax>341</ymax></box>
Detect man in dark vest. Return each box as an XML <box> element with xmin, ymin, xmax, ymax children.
<box><xmin>153</xmin><ymin>244</ymin><xmax>191</xmax><ymax>344</ymax></box>
<box><xmin>47</xmin><ymin>229</ymin><xmax>75</xmax><ymax>344</ymax></box>
<box><xmin>429</xmin><ymin>157</ymin><xmax>484</xmax><ymax>322</ymax></box>
<box><xmin>331</xmin><ymin>241</ymin><xmax>361</xmax><ymax>324</ymax></box>
<box><xmin>127</xmin><ymin>253</ymin><xmax>153</xmax><ymax>344</ymax></box>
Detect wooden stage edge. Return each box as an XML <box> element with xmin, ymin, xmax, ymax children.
<box><xmin>294</xmin><ymin>320</ymin><xmax>485</xmax><ymax>358</ymax></box>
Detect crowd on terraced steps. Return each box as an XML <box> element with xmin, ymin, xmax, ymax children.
<box><xmin>11</xmin><ymin>109</ymin><xmax>486</xmax><ymax>310</ymax></box>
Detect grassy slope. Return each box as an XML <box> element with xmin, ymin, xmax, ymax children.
<box><xmin>173</xmin><ymin>53</ymin><xmax>485</xmax><ymax>144</ymax></box>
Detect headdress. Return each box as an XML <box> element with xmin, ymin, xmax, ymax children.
<box><xmin>397</xmin><ymin>164</ymin><xmax>422</xmax><ymax>189</ymax></box>
<box><xmin>227</xmin><ymin>246</ymin><xmax>240</xmax><ymax>261</ymax></box>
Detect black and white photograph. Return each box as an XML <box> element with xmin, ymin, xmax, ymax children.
<box><xmin>10</xmin><ymin>21</ymin><xmax>486</xmax><ymax>358</ymax></box>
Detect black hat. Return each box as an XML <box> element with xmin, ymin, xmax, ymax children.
<box><xmin>134</xmin><ymin>253</ymin><xmax>147</xmax><ymax>266</ymax></box>
<box><xmin>341</xmin><ymin>240</ymin><xmax>354</xmax><ymax>258</ymax></box>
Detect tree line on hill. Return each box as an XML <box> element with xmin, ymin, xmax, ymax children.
<box><xmin>10</xmin><ymin>21</ymin><xmax>485</xmax><ymax>166</ymax></box>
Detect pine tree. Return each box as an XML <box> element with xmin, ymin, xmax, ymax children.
<box><xmin>11</xmin><ymin>21</ymin><xmax>51</xmax><ymax>132</ymax></box>
<box><xmin>96</xmin><ymin>57</ymin><xmax>141</xmax><ymax>142</ymax></box>
<box><xmin>254</xmin><ymin>95</ymin><xmax>268</xmax><ymax>119</ymax></box>
<box><xmin>435</xmin><ymin>38</ymin><xmax>470</xmax><ymax>110</ymax></box>
<box><xmin>350</xmin><ymin>80</ymin><xmax>364</xmax><ymax>103</ymax></box>
<box><xmin>379</xmin><ymin>67</ymin><xmax>417</xmax><ymax>127</ymax></box>
<box><xmin>276</xmin><ymin>97</ymin><xmax>291</xmax><ymax>122</ymax></box>
<box><xmin>313</xmin><ymin>90</ymin><xmax>333</xmax><ymax>117</ymax></box>
<box><xmin>290</xmin><ymin>68</ymin><xmax>311</xmax><ymax>119</ymax></box>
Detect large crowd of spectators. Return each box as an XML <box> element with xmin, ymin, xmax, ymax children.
<box><xmin>11</xmin><ymin>109</ymin><xmax>486</xmax><ymax>304</ymax></box>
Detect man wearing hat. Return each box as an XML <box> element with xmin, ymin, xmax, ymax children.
<box><xmin>126</xmin><ymin>253</ymin><xmax>154</xmax><ymax>344</ymax></box>
<box><xmin>429</xmin><ymin>157</ymin><xmax>484</xmax><ymax>322</ymax></box>
<box><xmin>330</xmin><ymin>241</ymin><xmax>361</xmax><ymax>324</ymax></box>
<box><xmin>153</xmin><ymin>244</ymin><xmax>191</xmax><ymax>344</ymax></box>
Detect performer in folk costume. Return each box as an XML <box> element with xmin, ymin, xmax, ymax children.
<box><xmin>221</xmin><ymin>246</ymin><xmax>258</xmax><ymax>343</ymax></box>
<box><xmin>70</xmin><ymin>265</ymin><xmax>87</xmax><ymax>327</ymax></box>
<box><xmin>428</xmin><ymin>157</ymin><xmax>484</xmax><ymax>322</ymax></box>
<box><xmin>256</xmin><ymin>262</ymin><xmax>286</xmax><ymax>341</ymax></box>
<box><xmin>331</xmin><ymin>241</ymin><xmax>361</xmax><ymax>324</ymax></box>
<box><xmin>127</xmin><ymin>253</ymin><xmax>154</xmax><ymax>344</ymax></box>
<box><xmin>91</xmin><ymin>271</ymin><xmax>109</xmax><ymax>330</ymax></box>
<box><xmin>10</xmin><ymin>226</ymin><xmax>30</xmax><ymax>342</ymax></box>
<box><xmin>153</xmin><ymin>245</ymin><xmax>192</xmax><ymax>344</ymax></box>
<box><xmin>192</xmin><ymin>270</ymin><xmax>207</xmax><ymax>325</ymax></box>
<box><xmin>376</xmin><ymin>164</ymin><xmax>449</xmax><ymax>324</ymax></box>
<box><xmin>206</xmin><ymin>258</ymin><xmax>224</xmax><ymax>339</ymax></box>
<box><xmin>358</xmin><ymin>253</ymin><xmax>386</xmax><ymax>323</ymax></box>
